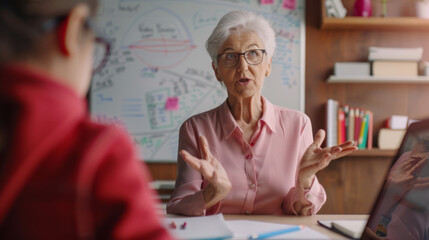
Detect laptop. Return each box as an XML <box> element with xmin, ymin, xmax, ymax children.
<box><xmin>319</xmin><ymin>118</ymin><xmax>429</xmax><ymax>239</ymax></box>
<box><xmin>360</xmin><ymin>118</ymin><xmax>429</xmax><ymax>240</ymax></box>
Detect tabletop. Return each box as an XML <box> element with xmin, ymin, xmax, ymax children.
<box><xmin>223</xmin><ymin>214</ymin><xmax>369</xmax><ymax>239</ymax></box>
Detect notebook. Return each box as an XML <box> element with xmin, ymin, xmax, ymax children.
<box><xmin>318</xmin><ymin>220</ymin><xmax>366</xmax><ymax>239</ymax></box>
<box><xmin>320</xmin><ymin>118</ymin><xmax>429</xmax><ymax>239</ymax></box>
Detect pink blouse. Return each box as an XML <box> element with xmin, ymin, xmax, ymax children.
<box><xmin>167</xmin><ymin>97</ymin><xmax>326</xmax><ymax>216</ymax></box>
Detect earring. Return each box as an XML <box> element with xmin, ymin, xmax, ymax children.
<box><xmin>265</xmin><ymin>72</ymin><xmax>269</xmax><ymax>77</ymax></box>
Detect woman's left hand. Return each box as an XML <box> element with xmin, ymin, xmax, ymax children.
<box><xmin>298</xmin><ymin>129</ymin><xmax>358</xmax><ymax>189</ymax></box>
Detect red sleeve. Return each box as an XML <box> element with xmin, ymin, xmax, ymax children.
<box><xmin>78</xmin><ymin>127</ymin><xmax>174</xmax><ymax>240</ymax></box>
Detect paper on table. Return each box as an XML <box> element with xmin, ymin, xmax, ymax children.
<box><xmin>226</xmin><ymin>220</ymin><xmax>329</xmax><ymax>239</ymax></box>
<box><xmin>163</xmin><ymin>214</ymin><xmax>233</xmax><ymax>240</ymax></box>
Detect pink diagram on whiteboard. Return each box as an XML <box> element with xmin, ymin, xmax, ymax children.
<box><xmin>121</xmin><ymin>7</ymin><xmax>196</xmax><ymax>69</ymax></box>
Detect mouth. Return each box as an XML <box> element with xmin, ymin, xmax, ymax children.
<box><xmin>238</xmin><ymin>78</ymin><xmax>251</xmax><ymax>84</ymax></box>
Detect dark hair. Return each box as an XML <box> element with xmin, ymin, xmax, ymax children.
<box><xmin>0</xmin><ymin>0</ymin><xmax>98</xmax><ymax>63</ymax></box>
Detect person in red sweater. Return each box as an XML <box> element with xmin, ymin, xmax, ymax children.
<box><xmin>0</xmin><ymin>0</ymin><xmax>174</xmax><ymax>239</ymax></box>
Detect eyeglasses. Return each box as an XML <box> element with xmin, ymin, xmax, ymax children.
<box><xmin>217</xmin><ymin>49</ymin><xmax>266</xmax><ymax>68</ymax></box>
<box><xmin>86</xmin><ymin>19</ymin><xmax>111</xmax><ymax>74</ymax></box>
<box><xmin>41</xmin><ymin>15</ymin><xmax>111</xmax><ymax>74</ymax></box>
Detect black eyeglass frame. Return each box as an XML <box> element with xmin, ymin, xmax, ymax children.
<box><xmin>217</xmin><ymin>49</ymin><xmax>266</xmax><ymax>68</ymax></box>
<box><xmin>41</xmin><ymin>15</ymin><xmax>111</xmax><ymax>74</ymax></box>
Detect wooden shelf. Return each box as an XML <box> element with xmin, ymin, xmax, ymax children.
<box><xmin>348</xmin><ymin>148</ymin><xmax>396</xmax><ymax>157</ymax></box>
<box><xmin>327</xmin><ymin>75</ymin><xmax>429</xmax><ymax>84</ymax></box>
<box><xmin>320</xmin><ymin>1</ymin><xmax>429</xmax><ymax>31</ymax></box>
<box><xmin>321</xmin><ymin>16</ymin><xmax>429</xmax><ymax>31</ymax></box>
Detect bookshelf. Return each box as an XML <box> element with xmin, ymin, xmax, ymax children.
<box><xmin>327</xmin><ymin>76</ymin><xmax>429</xmax><ymax>84</ymax></box>
<box><xmin>309</xmin><ymin>0</ymin><xmax>429</xmax><ymax>215</ymax></box>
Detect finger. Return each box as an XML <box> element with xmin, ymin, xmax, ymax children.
<box><xmin>330</xmin><ymin>146</ymin><xmax>342</xmax><ymax>154</ymax></box>
<box><xmin>300</xmin><ymin>152</ymin><xmax>331</xmax><ymax>178</ymax></box>
<box><xmin>323</xmin><ymin>146</ymin><xmax>341</xmax><ymax>159</ymax></box>
<box><xmin>212</xmin><ymin>169</ymin><xmax>218</xmax><ymax>183</ymax></box>
<box><xmin>334</xmin><ymin>146</ymin><xmax>358</xmax><ymax>159</ymax></box>
<box><xmin>416</xmin><ymin>176</ymin><xmax>429</xmax><ymax>184</ymax></box>
<box><xmin>200</xmin><ymin>161</ymin><xmax>215</xmax><ymax>180</ymax></box>
<box><xmin>338</xmin><ymin>140</ymin><xmax>356</xmax><ymax>148</ymax></box>
<box><xmin>319</xmin><ymin>152</ymin><xmax>332</xmax><ymax>169</ymax></box>
<box><xmin>411</xmin><ymin>158</ymin><xmax>428</xmax><ymax>173</ymax></box>
<box><xmin>312</xmin><ymin>129</ymin><xmax>325</xmax><ymax>149</ymax></box>
<box><xmin>180</xmin><ymin>150</ymin><xmax>202</xmax><ymax>171</ymax></box>
<box><xmin>414</xmin><ymin>183</ymin><xmax>429</xmax><ymax>189</ymax></box>
<box><xmin>198</xmin><ymin>135</ymin><xmax>212</xmax><ymax>161</ymax></box>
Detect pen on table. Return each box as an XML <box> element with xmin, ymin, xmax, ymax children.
<box><xmin>169</xmin><ymin>221</ymin><xmax>176</xmax><ymax>229</ymax></box>
<box><xmin>247</xmin><ymin>225</ymin><xmax>304</xmax><ymax>240</ymax></box>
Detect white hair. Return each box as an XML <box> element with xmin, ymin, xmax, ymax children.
<box><xmin>206</xmin><ymin>10</ymin><xmax>276</xmax><ymax>66</ymax></box>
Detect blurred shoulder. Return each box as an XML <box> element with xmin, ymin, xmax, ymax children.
<box><xmin>77</xmin><ymin>119</ymin><xmax>135</xmax><ymax>153</ymax></box>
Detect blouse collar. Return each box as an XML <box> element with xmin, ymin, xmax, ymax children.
<box><xmin>219</xmin><ymin>96</ymin><xmax>276</xmax><ymax>139</ymax></box>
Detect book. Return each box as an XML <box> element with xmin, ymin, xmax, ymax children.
<box><xmin>367</xmin><ymin>111</ymin><xmax>373</xmax><ymax>149</ymax></box>
<box><xmin>344</xmin><ymin>105</ymin><xmax>349</xmax><ymax>141</ymax></box>
<box><xmin>408</xmin><ymin>118</ymin><xmax>420</xmax><ymax>126</ymax></box>
<box><xmin>378</xmin><ymin>128</ymin><xmax>406</xmax><ymax>149</ymax></box>
<box><xmin>372</xmin><ymin>61</ymin><xmax>418</xmax><ymax>76</ymax></box>
<box><xmin>368</xmin><ymin>47</ymin><xmax>423</xmax><ymax>61</ymax></box>
<box><xmin>334</xmin><ymin>62</ymin><xmax>370</xmax><ymax>76</ymax></box>
<box><xmin>318</xmin><ymin>220</ymin><xmax>367</xmax><ymax>239</ymax></box>
<box><xmin>332</xmin><ymin>220</ymin><xmax>367</xmax><ymax>239</ymax></box>
<box><xmin>326</xmin><ymin>99</ymin><xmax>339</xmax><ymax>147</ymax></box>
<box><xmin>386</xmin><ymin>115</ymin><xmax>408</xmax><ymax>129</ymax></box>
<box><xmin>354</xmin><ymin>108</ymin><xmax>361</xmax><ymax>144</ymax></box>
<box><xmin>338</xmin><ymin>107</ymin><xmax>345</xmax><ymax>144</ymax></box>
<box><xmin>348</xmin><ymin>107</ymin><xmax>355</xmax><ymax>142</ymax></box>
<box><xmin>358</xmin><ymin>111</ymin><xmax>369</xmax><ymax>149</ymax></box>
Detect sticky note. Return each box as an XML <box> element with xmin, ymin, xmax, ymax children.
<box><xmin>165</xmin><ymin>97</ymin><xmax>179</xmax><ymax>111</ymax></box>
<box><xmin>282</xmin><ymin>0</ymin><xmax>296</xmax><ymax>10</ymax></box>
<box><xmin>260</xmin><ymin>0</ymin><xmax>274</xmax><ymax>4</ymax></box>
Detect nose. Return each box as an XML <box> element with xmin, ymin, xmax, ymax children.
<box><xmin>236</xmin><ymin>54</ymin><xmax>248</xmax><ymax>72</ymax></box>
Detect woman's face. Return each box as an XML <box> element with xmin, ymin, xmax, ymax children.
<box><xmin>213</xmin><ymin>31</ymin><xmax>271</xmax><ymax>100</ymax></box>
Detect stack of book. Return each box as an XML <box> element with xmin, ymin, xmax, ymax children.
<box><xmin>326</xmin><ymin>99</ymin><xmax>373</xmax><ymax>149</ymax></box>
<box><xmin>378</xmin><ymin>115</ymin><xmax>416</xmax><ymax>150</ymax></box>
<box><xmin>332</xmin><ymin>47</ymin><xmax>424</xmax><ymax>79</ymax></box>
<box><xmin>368</xmin><ymin>47</ymin><xmax>423</xmax><ymax>76</ymax></box>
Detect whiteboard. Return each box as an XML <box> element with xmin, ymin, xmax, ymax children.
<box><xmin>90</xmin><ymin>0</ymin><xmax>306</xmax><ymax>162</ymax></box>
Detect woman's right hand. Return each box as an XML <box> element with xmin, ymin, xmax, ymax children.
<box><xmin>179</xmin><ymin>135</ymin><xmax>231</xmax><ymax>209</ymax></box>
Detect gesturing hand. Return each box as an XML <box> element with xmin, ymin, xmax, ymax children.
<box><xmin>389</xmin><ymin>144</ymin><xmax>429</xmax><ymax>198</ymax></box>
<box><xmin>298</xmin><ymin>129</ymin><xmax>358</xmax><ymax>189</ymax></box>
<box><xmin>179</xmin><ymin>135</ymin><xmax>232</xmax><ymax>208</ymax></box>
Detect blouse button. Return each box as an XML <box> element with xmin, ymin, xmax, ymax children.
<box><xmin>249</xmin><ymin>183</ymin><xmax>256</xmax><ymax>189</ymax></box>
<box><xmin>250</xmin><ymin>142</ymin><xmax>255</xmax><ymax>147</ymax></box>
<box><xmin>246</xmin><ymin>154</ymin><xmax>252</xmax><ymax>159</ymax></box>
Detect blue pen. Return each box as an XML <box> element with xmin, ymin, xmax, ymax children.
<box><xmin>248</xmin><ymin>225</ymin><xmax>304</xmax><ymax>240</ymax></box>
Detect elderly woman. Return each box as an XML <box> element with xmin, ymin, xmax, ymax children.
<box><xmin>167</xmin><ymin>10</ymin><xmax>357</xmax><ymax>216</ymax></box>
